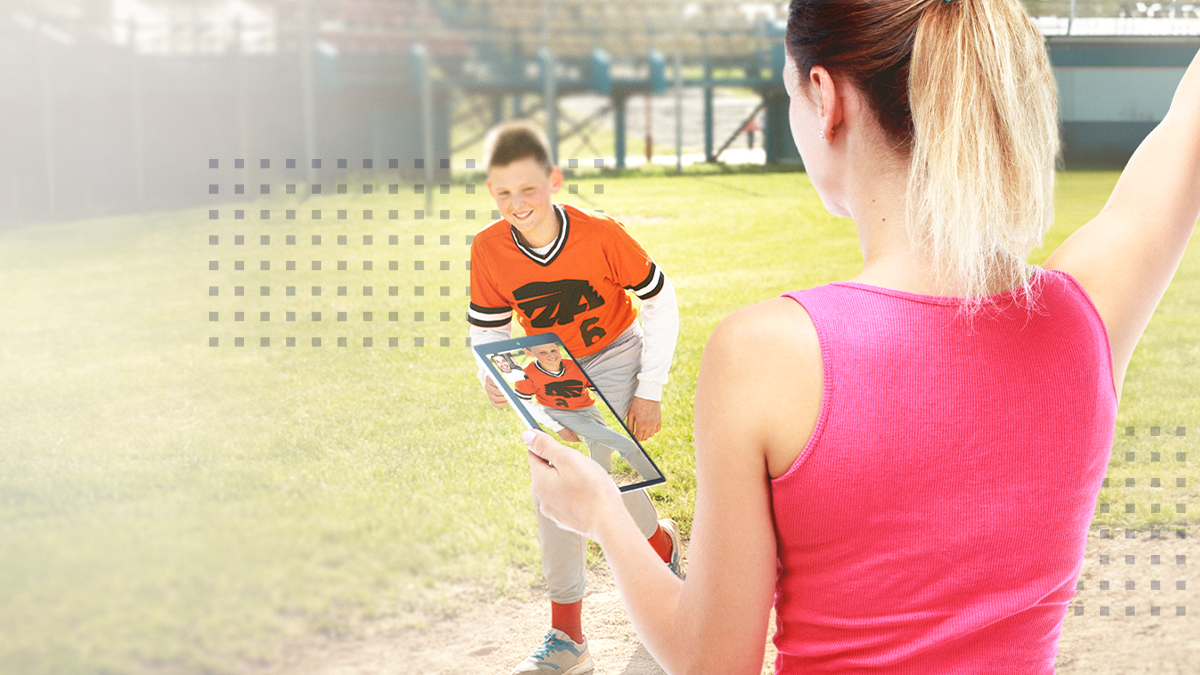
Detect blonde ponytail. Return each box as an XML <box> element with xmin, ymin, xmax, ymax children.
<box><xmin>907</xmin><ymin>0</ymin><xmax>1059</xmax><ymax>309</ymax></box>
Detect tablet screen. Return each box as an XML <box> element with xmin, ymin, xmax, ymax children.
<box><xmin>474</xmin><ymin>333</ymin><xmax>666</xmax><ymax>493</ymax></box>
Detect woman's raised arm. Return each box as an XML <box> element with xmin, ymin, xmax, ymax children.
<box><xmin>1045</xmin><ymin>48</ymin><xmax>1200</xmax><ymax>395</ymax></box>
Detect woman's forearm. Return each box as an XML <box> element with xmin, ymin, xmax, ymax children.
<box><xmin>590</xmin><ymin>498</ymin><xmax>689</xmax><ymax>672</ymax></box>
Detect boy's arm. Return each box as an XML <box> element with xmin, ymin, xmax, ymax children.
<box><xmin>627</xmin><ymin>275</ymin><xmax>678</xmax><ymax>441</ymax></box>
<box><xmin>634</xmin><ymin>275</ymin><xmax>679</xmax><ymax>401</ymax></box>
<box><xmin>468</xmin><ymin>234</ymin><xmax>518</xmax><ymax>401</ymax></box>
<box><xmin>599</xmin><ymin>215</ymin><xmax>679</xmax><ymax>435</ymax></box>
<box><xmin>606</xmin><ymin>223</ymin><xmax>678</xmax><ymax>402</ymax></box>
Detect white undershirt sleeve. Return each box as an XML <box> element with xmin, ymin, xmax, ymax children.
<box><xmin>634</xmin><ymin>275</ymin><xmax>679</xmax><ymax>402</ymax></box>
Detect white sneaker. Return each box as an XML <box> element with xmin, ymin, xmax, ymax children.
<box><xmin>660</xmin><ymin>518</ymin><xmax>686</xmax><ymax>580</ymax></box>
<box><xmin>510</xmin><ymin>628</ymin><xmax>594</xmax><ymax>674</ymax></box>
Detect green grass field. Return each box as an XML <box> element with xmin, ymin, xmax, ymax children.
<box><xmin>0</xmin><ymin>168</ymin><xmax>1195</xmax><ymax>673</ymax></box>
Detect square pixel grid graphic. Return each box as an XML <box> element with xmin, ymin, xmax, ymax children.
<box><xmin>1067</xmin><ymin>425</ymin><xmax>1194</xmax><ymax>622</ymax></box>
<box><xmin>204</xmin><ymin>156</ymin><xmax>610</xmax><ymax>352</ymax></box>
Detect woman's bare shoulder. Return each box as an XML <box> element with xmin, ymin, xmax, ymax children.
<box><xmin>710</xmin><ymin>297</ymin><xmax>817</xmax><ymax>346</ymax></box>
<box><xmin>701</xmin><ymin>297</ymin><xmax>824</xmax><ymax>478</ymax></box>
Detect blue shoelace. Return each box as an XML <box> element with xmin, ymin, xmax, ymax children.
<box><xmin>532</xmin><ymin>633</ymin><xmax>577</xmax><ymax>660</ymax></box>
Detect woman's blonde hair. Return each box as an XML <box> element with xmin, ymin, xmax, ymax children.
<box><xmin>787</xmin><ymin>0</ymin><xmax>1059</xmax><ymax>310</ymax></box>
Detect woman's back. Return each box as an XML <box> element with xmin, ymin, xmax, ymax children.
<box><xmin>772</xmin><ymin>270</ymin><xmax>1116</xmax><ymax>673</ymax></box>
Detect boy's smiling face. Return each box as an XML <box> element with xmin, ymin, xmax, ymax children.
<box><xmin>525</xmin><ymin>344</ymin><xmax>563</xmax><ymax>371</ymax></box>
<box><xmin>487</xmin><ymin>157</ymin><xmax>564</xmax><ymax>249</ymax></box>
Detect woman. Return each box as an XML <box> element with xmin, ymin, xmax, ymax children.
<box><xmin>524</xmin><ymin>0</ymin><xmax>1200</xmax><ymax>672</ymax></box>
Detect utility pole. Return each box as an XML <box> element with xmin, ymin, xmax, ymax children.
<box><xmin>418</xmin><ymin>0</ymin><xmax>434</xmax><ymax>214</ymax></box>
<box><xmin>645</xmin><ymin>94</ymin><xmax>652</xmax><ymax>164</ymax></box>
<box><xmin>128</xmin><ymin>18</ymin><xmax>145</xmax><ymax>206</ymax></box>
<box><xmin>673</xmin><ymin>0</ymin><xmax>683</xmax><ymax>174</ymax></box>
<box><xmin>235</xmin><ymin>17</ymin><xmax>249</xmax><ymax>188</ymax></box>
<box><xmin>37</xmin><ymin>24</ymin><xmax>57</xmax><ymax>214</ymax></box>
<box><xmin>300</xmin><ymin>0</ymin><xmax>318</xmax><ymax>188</ymax></box>
<box><xmin>703</xmin><ymin>31</ymin><xmax>714</xmax><ymax>163</ymax></box>
<box><xmin>540</xmin><ymin>0</ymin><xmax>557</xmax><ymax>164</ymax></box>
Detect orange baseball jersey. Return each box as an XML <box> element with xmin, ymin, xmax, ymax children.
<box><xmin>514</xmin><ymin>358</ymin><xmax>596</xmax><ymax>410</ymax></box>
<box><xmin>468</xmin><ymin>204</ymin><xmax>667</xmax><ymax>357</ymax></box>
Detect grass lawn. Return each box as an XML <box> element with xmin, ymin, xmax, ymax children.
<box><xmin>0</xmin><ymin>168</ymin><xmax>1195</xmax><ymax>673</ymax></box>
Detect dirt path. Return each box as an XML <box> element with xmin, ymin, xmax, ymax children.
<box><xmin>1056</xmin><ymin>528</ymin><xmax>1199</xmax><ymax>674</ymax></box>
<box><xmin>255</xmin><ymin>529</ymin><xmax>1196</xmax><ymax>675</ymax></box>
<box><xmin>254</xmin><ymin>566</ymin><xmax>687</xmax><ymax>675</ymax></box>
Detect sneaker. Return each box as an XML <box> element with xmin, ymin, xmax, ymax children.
<box><xmin>510</xmin><ymin>629</ymin><xmax>594</xmax><ymax>675</ymax></box>
<box><xmin>660</xmin><ymin>518</ymin><xmax>686</xmax><ymax>580</ymax></box>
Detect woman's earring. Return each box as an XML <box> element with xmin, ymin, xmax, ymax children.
<box><xmin>819</xmin><ymin>130</ymin><xmax>825</xmax><ymax>140</ymax></box>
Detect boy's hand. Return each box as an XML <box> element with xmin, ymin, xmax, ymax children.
<box><xmin>484</xmin><ymin>378</ymin><xmax>509</xmax><ymax>408</ymax></box>
<box><xmin>626</xmin><ymin>397</ymin><xmax>662</xmax><ymax>441</ymax></box>
<box><xmin>557</xmin><ymin>428</ymin><xmax>581</xmax><ymax>443</ymax></box>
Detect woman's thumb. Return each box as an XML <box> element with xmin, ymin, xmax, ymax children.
<box><xmin>522</xmin><ymin>429</ymin><xmax>555</xmax><ymax>462</ymax></box>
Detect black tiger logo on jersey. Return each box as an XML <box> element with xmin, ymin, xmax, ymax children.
<box><xmin>513</xmin><ymin>280</ymin><xmax>605</xmax><ymax>328</ymax></box>
<box><xmin>544</xmin><ymin>380</ymin><xmax>587</xmax><ymax>402</ymax></box>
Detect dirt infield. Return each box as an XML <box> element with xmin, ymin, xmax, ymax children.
<box><xmin>253</xmin><ymin>528</ymin><xmax>1196</xmax><ymax>675</ymax></box>
<box><xmin>1056</xmin><ymin>528</ymin><xmax>1199</xmax><ymax>674</ymax></box>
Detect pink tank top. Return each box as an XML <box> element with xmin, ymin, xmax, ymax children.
<box><xmin>774</xmin><ymin>269</ymin><xmax>1116</xmax><ymax>674</ymax></box>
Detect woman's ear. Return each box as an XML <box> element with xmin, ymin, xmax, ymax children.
<box><xmin>809</xmin><ymin>66</ymin><xmax>844</xmax><ymax>141</ymax></box>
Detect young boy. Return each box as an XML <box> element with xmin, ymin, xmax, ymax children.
<box><xmin>469</xmin><ymin>121</ymin><xmax>681</xmax><ymax>675</ymax></box>
<box><xmin>513</xmin><ymin>343</ymin><xmax>661</xmax><ymax>483</ymax></box>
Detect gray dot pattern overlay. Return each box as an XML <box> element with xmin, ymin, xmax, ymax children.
<box><xmin>206</xmin><ymin>156</ymin><xmax>609</xmax><ymax>350</ymax></box>
<box><xmin>1069</xmin><ymin>425</ymin><xmax>1193</xmax><ymax>620</ymax></box>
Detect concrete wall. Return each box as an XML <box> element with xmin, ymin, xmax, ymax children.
<box><xmin>1049</xmin><ymin>37</ymin><xmax>1200</xmax><ymax>167</ymax></box>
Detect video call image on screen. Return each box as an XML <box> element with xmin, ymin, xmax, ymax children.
<box><xmin>477</xmin><ymin>335</ymin><xmax>664</xmax><ymax>492</ymax></box>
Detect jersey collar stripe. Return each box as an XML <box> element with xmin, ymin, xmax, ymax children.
<box><xmin>534</xmin><ymin>360</ymin><xmax>567</xmax><ymax>378</ymax></box>
<box><xmin>629</xmin><ymin>263</ymin><xmax>664</xmax><ymax>299</ymax></box>
<box><xmin>509</xmin><ymin>204</ymin><xmax>569</xmax><ymax>267</ymax></box>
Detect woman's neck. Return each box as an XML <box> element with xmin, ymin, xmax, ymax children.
<box><xmin>842</xmin><ymin>160</ymin><xmax>946</xmax><ymax>296</ymax></box>
<box><xmin>847</xmin><ymin>174</ymin><xmax>1025</xmax><ymax>297</ymax></box>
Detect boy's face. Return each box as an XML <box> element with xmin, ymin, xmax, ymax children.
<box><xmin>487</xmin><ymin>157</ymin><xmax>564</xmax><ymax>247</ymax></box>
<box><xmin>525</xmin><ymin>344</ymin><xmax>563</xmax><ymax>370</ymax></box>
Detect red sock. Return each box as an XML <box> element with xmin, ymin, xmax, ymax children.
<box><xmin>648</xmin><ymin>524</ymin><xmax>673</xmax><ymax>564</ymax></box>
<box><xmin>551</xmin><ymin>600</ymin><xmax>583</xmax><ymax>644</ymax></box>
